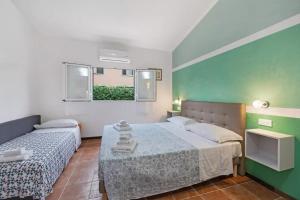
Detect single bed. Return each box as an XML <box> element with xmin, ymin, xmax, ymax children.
<box><xmin>0</xmin><ymin>116</ymin><xmax>79</xmax><ymax>200</ymax></box>
<box><xmin>32</xmin><ymin>126</ymin><xmax>81</xmax><ymax>150</ymax></box>
<box><xmin>99</xmin><ymin>101</ymin><xmax>246</xmax><ymax>200</ymax></box>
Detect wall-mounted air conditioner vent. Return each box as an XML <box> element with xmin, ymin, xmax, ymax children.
<box><xmin>99</xmin><ymin>56</ymin><xmax>130</xmax><ymax>63</ymax></box>
<box><xmin>99</xmin><ymin>49</ymin><xmax>130</xmax><ymax>63</ymax></box>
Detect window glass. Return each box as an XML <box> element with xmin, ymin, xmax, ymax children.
<box><xmin>93</xmin><ymin>67</ymin><xmax>104</xmax><ymax>75</ymax></box>
<box><xmin>93</xmin><ymin>68</ymin><xmax>134</xmax><ymax>100</ymax></box>
<box><xmin>65</xmin><ymin>63</ymin><xmax>91</xmax><ymax>101</ymax></box>
<box><xmin>135</xmin><ymin>69</ymin><xmax>156</xmax><ymax>101</ymax></box>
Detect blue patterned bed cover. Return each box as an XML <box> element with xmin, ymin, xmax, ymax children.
<box><xmin>99</xmin><ymin>124</ymin><xmax>200</xmax><ymax>200</ymax></box>
<box><xmin>0</xmin><ymin>131</ymin><xmax>76</xmax><ymax>199</ymax></box>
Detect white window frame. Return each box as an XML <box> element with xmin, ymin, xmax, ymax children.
<box><xmin>64</xmin><ymin>62</ymin><xmax>92</xmax><ymax>102</ymax></box>
<box><xmin>63</xmin><ymin>64</ymin><xmax>157</xmax><ymax>102</ymax></box>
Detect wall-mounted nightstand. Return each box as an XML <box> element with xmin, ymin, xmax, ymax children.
<box><xmin>245</xmin><ymin>129</ymin><xmax>294</xmax><ymax>171</ymax></box>
<box><xmin>167</xmin><ymin>110</ymin><xmax>181</xmax><ymax>118</ymax></box>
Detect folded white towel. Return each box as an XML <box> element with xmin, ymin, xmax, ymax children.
<box><xmin>113</xmin><ymin>124</ymin><xmax>132</xmax><ymax>131</ymax></box>
<box><xmin>111</xmin><ymin>141</ymin><xmax>137</xmax><ymax>153</ymax></box>
<box><xmin>119</xmin><ymin>136</ymin><xmax>132</xmax><ymax>141</ymax></box>
<box><xmin>120</xmin><ymin>137</ymin><xmax>132</xmax><ymax>142</ymax></box>
<box><xmin>119</xmin><ymin>131</ymin><xmax>132</xmax><ymax>137</ymax></box>
<box><xmin>0</xmin><ymin>150</ymin><xmax>33</xmax><ymax>162</ymax></box>
<box><xmin>119</xmin><ymin>131</ymin><xmax>131</xmax><ymax>135</ymax></box>
<box><xmin>0</xmin><ymin>148</ymin><xmax>26</xmax><ymax>157</ymax></box>
<box><xmin>117</xmin><ymin>138</ymin><xmax>134</xmax><ymax>145</ymax></box>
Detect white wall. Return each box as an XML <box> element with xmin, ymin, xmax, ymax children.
<box><xmin>0</xmin><ymin>1</ymin><xmax>172</xmax><ymax>136</ymax></box>
<box><xmin>34</xmin><ymin>36</ymin><xmax>172</xmax><ymax>137</ymax></box>
<box><xmin>0</xmin><ymin>1</ymin><xmax>38</xmax><ymax>122</ymax></box>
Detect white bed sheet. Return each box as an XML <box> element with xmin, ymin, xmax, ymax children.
<box><xmin>32</xmin><ymin>126</ymin><xmax>81</xmax><ymax>150</ymax></box>
<box><xmin>158</xmin><ymin>122</ymin><xmax>242</xmax><ymax>181</ymax></box>
<box><xmin>158</xmin><ymin>122</ymin><xmax>241</xmax><ymax>157</ymax></box>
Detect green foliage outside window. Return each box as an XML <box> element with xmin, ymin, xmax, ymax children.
<box><xmin>93</xmin><ymin>85</ymin><xmax>134</xmax><ymax>100</ymax></box>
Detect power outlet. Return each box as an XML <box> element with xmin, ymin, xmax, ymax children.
<box><xmin>258</xmin><ymin>119</ymin><xmax>273</xmax><ymax>127</ymax></box>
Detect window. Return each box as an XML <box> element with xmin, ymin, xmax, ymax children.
<box><xmin>93</xmin><ymin>67</ymin><xmax>104</xmax><ymax>75</ymax></box>
<box><xmin>135</xmin><ymin>69</ymin><xmax>157</xmax><ymax>101</ymax></box>
<box><xmin>65</xmin><ymin>64</ymin><xmax>156</xmax><ymax>102</ymax></box>
<box><xmin>122</xmin><ymin>69</ymin><xmax>134</xmax><ymax>76</ymax></box>
<box><xmin>65</xmin><ymin>63</ymin><xmax>92</xmax><ymax>101</ymax></box>
<box><xmin>93</xmin><ymin>68</ymin><xmax>135</xmax><ymax>100</ymax></box>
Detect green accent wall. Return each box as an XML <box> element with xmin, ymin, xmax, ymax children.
<box><xmin>247</xmin><ymin>113</ymin><xmax>300</xmax><ymax>199</ymax></box>
<box><xmin>173</xmin><ymin>0</ymin><xmax>300</xmax><ymax>67</ymax></box>
<box><xmin>173</xmin><ymin>25</ymin><xmax>300</xmax><ymax>108</ymax></box>
<box><xmin>172</xmin><ymin>24</ymin><xmax>300</xmax><ymax>199</ymax></box>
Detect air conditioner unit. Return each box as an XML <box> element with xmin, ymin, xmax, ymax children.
<box><xmin>99</xmin><ymin>49</ymin><xmax>130</xmax><ymax>63</ymax></box>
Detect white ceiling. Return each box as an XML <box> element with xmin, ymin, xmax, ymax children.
<box><xmin>12</xmin><ymin>0</ymin><xmax>217</xmax><ymax>51</ymax></box>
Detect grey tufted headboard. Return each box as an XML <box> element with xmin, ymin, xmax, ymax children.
<box><xmin>181</xmin><ymin>100</ymin><xmax>246</xmax><ymax>138</ymax></box>
<box><xmin>181</xmin><ymin>100</ymin><xmax>246</xmax><ymax>175</ymax></box>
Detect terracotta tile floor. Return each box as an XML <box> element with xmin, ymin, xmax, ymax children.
<box><xmin>46</xmin><ymin>138</ymin><xmax>290</xmax><ymax>200</ymax></box>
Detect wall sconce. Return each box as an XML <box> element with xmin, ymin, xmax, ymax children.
<box><xmin>173</xmin><ymin>97</ymin><xmax>182</xmax><ymax>111</ymax></box>
<box><xmin>252</xmin><ymin>100</ymin><xmax>270</xmax><ymax>109</ymax></box>
<box><xmin>173</xmin><ymin>97</ymin><xmax>181</xmax><ymax>105</ymax></box>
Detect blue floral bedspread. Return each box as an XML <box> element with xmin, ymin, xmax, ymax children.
<box><xmin>0</xmin><ymin>131</ymin><xmax>76</xmax><ymax>199</ymax></box>
<box><xmin>99</xmin><ymin>124</ymin><xmax>200</xmax><ymax>200</ymax></box>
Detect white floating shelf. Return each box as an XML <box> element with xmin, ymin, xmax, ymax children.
<box><xmin>246</xmin><ymin>129</ymin><xmax>294</xmax><ymax>171</ymax></box>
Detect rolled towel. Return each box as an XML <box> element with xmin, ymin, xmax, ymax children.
<box><xmin>0</xmin><ymin>150</ymin><xmax>33</xmax><ymax>162</ymax></box>
<box><xmin>119</xmin><ymin>120</ymin><xmax>128</xmax><ymax>125</ymax></box>
<box><xmin>0</xmin><ymin>148</ymin><xmax>26</xmax><ymax>157</ymax></box>
<box><xmin>113</xmin><ymin>124</ymin><xmax>132</xmax><ymax>131</ymax></box>
<box><xmin>111</xmin><ymin>141</ymin><xmax>137</xmax><ymax>153</ymax></box>
<box><xmin>116</xmin><ymin>123</ymin><xmax>129</xmax><ymax>128</ymax></box>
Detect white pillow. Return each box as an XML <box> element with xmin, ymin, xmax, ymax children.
<box><xmin>186</xmin><ymin>123</ymin><xmax>242</xmax><ymax>143</ymax></box>
<box><xmin>167</xmin><ymin>116</ymin><xmax>196</xmax><ymax>129</ymax></box>
<box><xmin>34</xmin><ymin>119</ymin><xmax>78</xmax><ymax>129</ymax></box>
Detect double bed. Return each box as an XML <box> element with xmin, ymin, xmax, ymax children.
<box><xmin>99</xmin><ymin>101</ymin><xmax>246</xmax><ymax>200</ymax></box>
<box><xmin>0</xmin><ymin>116</ymin><xmax>81</xmax><ymax>200</ymax></box>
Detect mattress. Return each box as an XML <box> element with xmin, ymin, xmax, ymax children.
<box><xmin>31</xmin><ymin>126</ymin><xmax>81</xmax><ymax>150</ymax></box>
<box><xmin>0</xmin><ymin>131</ymin><xmax>76</xmax><ymax>199</ymax></box>
<box><xmin>99</xmin><ymin>122</ymin><xmax>242</xmax><ymax>200</ymax></box>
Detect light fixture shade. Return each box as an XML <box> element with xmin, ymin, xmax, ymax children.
<box><xmin>173</xmin><ymin>97</ymin><xmax>181</xmax><ymax>111</ymax></box>
<box><xmin>252</xmin><ymin>100</ymin><xmax>270</xmax><ymax>109</ymax></box>
<box><xmin>173</xmin><ymin>97</ymin><xmax>181</xmax><ymax>105</ymax></box>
